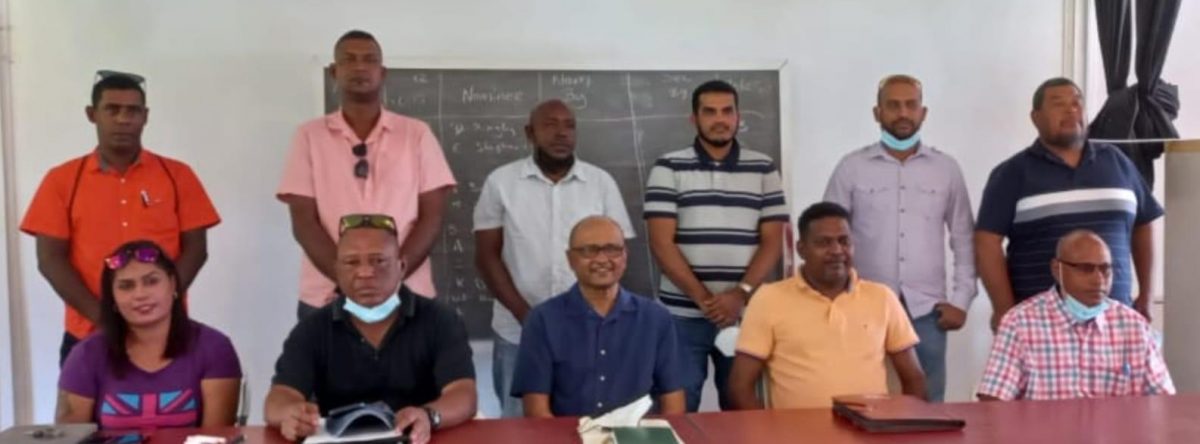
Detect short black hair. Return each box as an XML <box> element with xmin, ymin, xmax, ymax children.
<box><xmin>797</xmin><ymin>202</ymin><xmax>851</xmax><ymax>240</ymax></box>
<box><xmin>334</xmin><ymin>29</ymin><xmax>380</xmax><ymax>55</ymax></box>
<box><xmin>91</xmin><ymin>74</ymin><xmax>145</xmax><ymax>107</ymax></box>
<box><xmin>1032</xmin><ymin>77</ymin><xmax>1080</xmax><ymax>111</ymax></box>
<box><xmin>691</xmin><ymin>80</ymin><xmax>739</xmax><ymax>114</ymax></box>
<box><xmin>98</xmin><ymin>240</ymin><xmax>192</xmax><ymax>378</ymax></box>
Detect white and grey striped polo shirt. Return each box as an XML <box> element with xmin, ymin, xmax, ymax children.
<box><xmin>644</xmin><ymin>140</ymin><xmax>789</xmax><ymax>318</ymax></box>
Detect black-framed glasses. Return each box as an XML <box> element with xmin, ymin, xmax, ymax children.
<box><xmin>95</xmin><ymin>69</ymin><xmax>146</xmax><ymax>86</ymax></box>
<box><xmin>339</xmin><ymin>213</ymin><xmax>397</xmax><ymax>235</ymax></box>
<box><xmin>569</xmin><ymin>244</ymin><xmax>626</xmax><ymax>259</ymax></box>
<box><xmin>1058</xmin><ymin>259</ymin><xmax>1113</xmax><ymax>276</ymax></box>
<box><xmin>352</xmin><ymin>143</ymin><xmax>368</xmax><ymax>178</ymax></box>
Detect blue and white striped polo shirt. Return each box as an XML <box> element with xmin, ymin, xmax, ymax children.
<box><xmin>644</xmin><ymin>139</ymin><xmax>789</xmax><ymax>318</ymax></box>
<box><xmin>976</xmin><ymin>141</ymin><xmax>1162</xmax><ymax>305</ymax></box>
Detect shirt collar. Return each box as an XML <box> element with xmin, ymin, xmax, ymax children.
<box><xmin>793</xmin><ymin>268</ymin><xmax>859</xmax><ymax>300</ymax></box>
<box><xmin>331</xmin><ymin>285</ymin><xmax>418</xmax><ymax>325</ymax></box>
<box><xmin>91</xmin><ymin>148</ymin><xmax>152</xmax><ymax>173</ymax></box>
<box><xmin>1048</xmin><ymin>286</ymin><xmax>1110</xmax><ymax>331</ymax></box>
<box><xmin>325</xmin><ymin>108</ymin><xmax>394</xmax><ymax>142</ymax></box>
<box><xmin>692</xmin><ymin>137</ymin><xmax>741</xmax><ymax>171</ymax></box>
<box><xmin>1027</xmin><ymin>139</ymin><xmax>1097</xmax><ymax>167</ymax></box>
<box><xmin>868</xmin><ymin>142</ymin><xmax>928</xmax><ymax>162</ymax></box>
<box><xmin>520</xmin><ymin>155</ymin><xmax>587</xmax><ymax>183</ymax></box>
<box><xmin>564</xmin><ymin>284</ymin><xmax>636</xmax><ymax>319</ymax></box>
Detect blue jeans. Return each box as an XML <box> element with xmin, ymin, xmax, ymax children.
<box><xmin>911</xmin><ymin>311</ymin><xmax>947</xmax><ymax>402</ymax></box>
<box><xmin>674</xmin><ymin>316</ymin><xmax>734</xmax><ymax>412</ymax></box>
<box><xmin>492</xmin><ymin>334</ymin><xmax>525</xmax><ymax>418</ymax></box>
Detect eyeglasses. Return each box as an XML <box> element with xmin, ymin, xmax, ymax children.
<box><xmin>105</xmin><ymin>246</ymin><xmax>161</xmax><ymax>270</ymax></box>
<box><xmin>1058</xmin><ymin>259</ymin><xmax>1113</xmax><ymax>276</ymax></box>
<box><xmin>570</xmin><ymin>244</ymin><xmax>625</xmax><ymax>259</ymax></box>
<box><xmin>352</xmin><ymin>143</ymin><xmax>368</xmax><ymax>178</ymax></box>
<box><xmin>95</xmin><ymin>69</ymin><xmax>146</xmax><ymax>86</ymax></box>
<box><xmin>339</xmin><ymin>213</ymin><xmax>397</xmax><ymax>235</ymax></box>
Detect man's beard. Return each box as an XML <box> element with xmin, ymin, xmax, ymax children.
<box><xmin>696</xmin><ymin>123</ymin><xmax>738</xmax><ymax>148</ymax></box>
<box><xmin>534</xmin><ymin>147</ymin><xmax>575</xmax><ymax>174</ymax></box>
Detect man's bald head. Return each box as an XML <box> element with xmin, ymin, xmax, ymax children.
<box><xmin>569</xmin><ymin>215</ymin><xmax>625</xmax><ymax>246</ymax></box>
<box><xmin>528</xmin><ymin>99</ymin><xmax>571</xmax><ymax>123</ymax></box>
<box><xmin>525</xmin><ymin>99</ymin><xmax>577</xmax><ymax>167</ymax></box>
<box><xmin>1052</xmin><ymin>229</ymin><xmax>1113</xmax><ymax>307</ymax></box>
<box><xmin>1055</xmin><ymin>229</ymin><xmax>1110</xmax><ymax>260</ymax></box>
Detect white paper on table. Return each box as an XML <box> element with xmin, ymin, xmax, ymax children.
<box><xmin>577</xmin><ymin>395</ymin><xmax>654</xmax><ymax>444</ymax></box>
<box><xmin>303</xmin><ymin>418</ymin><xmax>405</xmax><ymax>444</ymax></box>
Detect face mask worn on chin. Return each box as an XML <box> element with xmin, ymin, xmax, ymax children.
<box><xmin>343</xmin><ymin>294</ymin><xmax>401</xmax><ymax>323</ymax></box>
<box><xmin>1057</xmin><ymin>263</ymin><xmax>1108</xmax><ymax>323</ymax></box>
<box><xmin>881</xmin><ymin>128</ymin><xmax>920</xmax><ymax>151</ymax></box>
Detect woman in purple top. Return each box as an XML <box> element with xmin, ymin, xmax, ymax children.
<box><xmin>56</xmin><ymin>240</ymin><xmax>242</xmax><ymax>430</ymax></box>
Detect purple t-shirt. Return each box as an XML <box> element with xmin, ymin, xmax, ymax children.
<box><xmin>59</xmin><ymin>321</ymin><xmax>242</xmax><ymax>430</ymax></box>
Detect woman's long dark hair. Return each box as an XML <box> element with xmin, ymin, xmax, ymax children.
<box><xmin>98</xmin><ymin>240</ymin><xmax>192</xmax><ymax>377</ymax></box>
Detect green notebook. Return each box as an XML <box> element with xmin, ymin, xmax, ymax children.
<box><xmin>611</xmin><ymin>426</ymin><xmax>682</xmax><ymax>444</ymax></box>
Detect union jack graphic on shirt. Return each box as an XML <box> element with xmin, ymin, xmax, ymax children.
<box><xmin>99</xmin><ymin>389</ymin><xmax>199</xmax><ymax>429</ymax></box>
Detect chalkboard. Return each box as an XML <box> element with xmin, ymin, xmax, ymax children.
<box><xmin>325</xmin><ymin>68</ymin><xmax>782</xmax><ymax>338</ymax></box>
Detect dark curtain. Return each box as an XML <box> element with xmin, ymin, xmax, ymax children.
<box><xmin>1088</xmin><ymin>0</ymin><xmax>1182</xmax><ymax>186</ymax></box>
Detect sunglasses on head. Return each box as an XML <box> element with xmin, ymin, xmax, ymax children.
<box><xmin>339</xmin><ymin>214</ymin><xmax>397</xmax><ymax>235</ymax></box>
<box><xmin>105</xmin><ymin>246</ymin><xmax>161</xmax><ymax>270</ymax></box>
<box><xmin>352</xmin><ymin>143</ymin><xmax>368</xmax><ymax>178</ymax></box>
<box><xmin>95</xmin><ymin>69</ymin><xmax>146</xmax><ymax>86</ymax></box>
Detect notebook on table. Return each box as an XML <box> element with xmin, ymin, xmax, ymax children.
<box><xmin>832</xmin><ymin>394</ymin><xmax>965</xmax><ymax>433</ymax></box>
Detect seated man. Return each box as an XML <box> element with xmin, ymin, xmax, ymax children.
<box><xmin>728</xmin><ymin>202</ymin><xmax>926</xmax><ymax>409</ymax></box>
<box><xmin>511</xmin><ymin>216</ymin><xmax>685</xmax><ymax>417</ymax></box>
<box><xmin>264</xmin><ymin>214</ymin><xmax>476</xmax><ymax>444</ymax></box>
<box><xmin>977</xmin><ymin>229</ymin><xmax>1174</xmax><ymax>401</ymax></box>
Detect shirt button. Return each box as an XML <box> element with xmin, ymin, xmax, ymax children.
<box><xmin>900</xmin><ymin>232</ymin><xmax>906</xmax><ymax>238</ymax></box>
<box><xmin>900</xmin><ymin>185</ymin><xmax>906</xmax><ymax>190</ymax></box>
<box><xmin>900</xmin><ymin>208</ymin><xmax>906</xmax><ymax>213</ymax></box>
<box><xmin>597</xmin><ymin>402</ymin><xmax>604</xmax><ymax>408</ymax></box>
<box><xmin>600</xmin><ymin>349</ymin><xmax>606</xmax><ymax>356</ymax></box>
<box><xmin>600</xmin><ymin>375</ymin><xmax>606</xmax><ymax>382</ymax></box>
<box><xmin>899</xmin><ymin>257</ymin><xmax>906</xmax><ymax>262</ymax></box>
<box><xmin>119</xmin><ymin>178</ymin><xmax>126</xmax><ymax>184</ymax></box>
<box><xmin>121</xmin><ymin>221</ymin><xmax>128</xmax><ymax>228</ymax></box>
<box><xmin>120</xmin><ymin>199</ymin><xmax>127</xmax><ymax>205</ymax></box>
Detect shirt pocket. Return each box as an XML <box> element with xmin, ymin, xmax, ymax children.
<box><xmin>914</xmin><ymin>185</ymin><xmax>948</xmax><ymax>222</ymax></box>
<box><xmin>139</xmin><ymin>186</ymin><xmax>180</xmax><ymax>236</ymax></box>
<box><xmin>852</xmin><ymin>184</ymin><xmax>893</xmax><ymax>213</ymax></box>
<box><xmin>1106</xmin><ymin>358</ymin><xmax>1138</xmax><ymax>396</ymax></box>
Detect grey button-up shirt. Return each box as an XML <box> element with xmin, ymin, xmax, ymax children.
<box><xmin>823</xmin><ymin>143</ymin><xmax>976</xmax><ymax>318</ymax></box>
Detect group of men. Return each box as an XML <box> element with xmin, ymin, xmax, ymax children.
<box><xmin>22</xmin><ymin>28</ymin><xmax>1175</xmax><ymax>442</ymax></box>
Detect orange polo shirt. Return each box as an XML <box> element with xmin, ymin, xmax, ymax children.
<box><xmin>736</xmin><ymin>270</ymin><xmax>919</xmax><ymax>409</ymax></box>
<box><xmin>20</xmin><ymin>149</ymin><xmax>221</xmax><ymax>338</ymax></box>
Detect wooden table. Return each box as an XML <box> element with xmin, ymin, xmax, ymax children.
<box><xmin>148</xmin><ymin>394</ymin><xmax>1200</xmax><ymax>443</ymax></box>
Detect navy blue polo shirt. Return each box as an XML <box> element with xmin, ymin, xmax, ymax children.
<box><xmin>510</xmin><ymin>285</ymin><xmax>683</xmax><ymax>417</ymax></box>
<box><xmin>977</xmin><ymin>140</ymin><xmax>1162</xmax><ymax>305</ymax></box>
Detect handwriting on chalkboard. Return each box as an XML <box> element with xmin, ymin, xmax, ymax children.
<box><xmin>330</xmin><ymin>68</ymin><xmax>781</xmax><ymax>339</ymax></box>
<box><xmin>462</xmin><ymin>86</ymin><xmax>525</xmax><ymax>104</ymax></box>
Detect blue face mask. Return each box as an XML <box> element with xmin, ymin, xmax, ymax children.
<box><xmin>1060</xmin><ymin>287</ymin><xmax>1108</xmax><ymax>323</ymax></box>
<box><xmin>343</xmin><ymin>294</ymin><xmax>401</xmax><ymax>324</ymax></box>
<box><xmin>881</xmin><ymin>129</ymin><xmax>920</xmax><ymax>151</ymax></box>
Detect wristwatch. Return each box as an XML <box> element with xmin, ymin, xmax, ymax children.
<box><xmin>737</xmin><ymin>282</ymin><xmax>755</xmax><ymax>295</ymax></box>
<box><xmin>423</xmin><ymin>406</ymin><xmax>442</xmax><ymax>431</ymax></box>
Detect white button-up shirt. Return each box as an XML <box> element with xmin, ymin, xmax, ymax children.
<box><xmin>473</xmin><ymin>156</ymin><xmax>634</xmax><ymax>343</ymax></box>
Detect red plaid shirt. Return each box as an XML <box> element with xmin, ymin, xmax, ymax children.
<box><xmin>977</xmin><ymin>287</ymin><xmax>1174</xmax><ymax>400</ymax></box>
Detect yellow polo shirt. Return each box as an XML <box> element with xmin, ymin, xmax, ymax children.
<box><xmin>736</xmin><ymin>271</ymin><xmax>919</xmax><ymax>409</ymax></box>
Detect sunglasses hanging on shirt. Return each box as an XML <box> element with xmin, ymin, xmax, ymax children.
<box><xmin>352</xmin><ymin>143</ymin><xmax>369</xmax><ymax>178</ymax></box>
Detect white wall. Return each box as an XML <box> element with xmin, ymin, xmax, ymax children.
<box><xmin>3</xmin><ymin>0</ymin><xmax>1070</xmax><ymax>424</ymax></box>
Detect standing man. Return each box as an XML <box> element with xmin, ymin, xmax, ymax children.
<box><xmin>644</xmin><ymin>80</ymin><xmax>788</xmax><ymax>411</ymax></box>
<box><xmin>823</xmin><ymin>75</ymin><xmax>976</xmax><ymax>402</ymax></box>
<box><xmin>473</xmin><ymin>99</ymin><xmax>634</xmax><ymax>417</ymax></box>
<box><xmin>976</xmin><ymin>78</ymin><xmax>1161</xmax><ymax>331</ymax></box>
<box><xmin>278</xmin><ymin>30</ymin><xmax>456</xmax><ymax>318</ymax></box>
<box><xmin>22</xmin><ymin>71</ymin><xmax>220</xmax><ymax>365</ymax></box>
